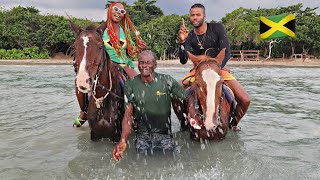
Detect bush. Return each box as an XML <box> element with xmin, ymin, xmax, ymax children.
<box><xmin>0</xmin><ymin>47</ymin><xmax>49</xmax><ymax>59</ymax></box>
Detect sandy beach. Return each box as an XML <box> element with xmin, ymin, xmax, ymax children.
<box><xmin>1</xmin><ymin>58</ymin><xmax>320</xmax><ymax>68</ymax></box>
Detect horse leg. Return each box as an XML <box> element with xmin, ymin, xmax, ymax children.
<box><xmin>90</xmin><ymin>130</ymin><xmax>100</xmax><ymax>141</ymax></box>
<box><xmin>74</xmin><ymin>83</ymin><xmax>88</xmax><ymax>127</ymax></box>
<box><xmin>224</xmin><ymin>79</ymin><xmax>250</xmax><ymax>126</ymax></box>
<box><xmin>76</xmin><ymin>89</ymin><xmax>87</xmax><ymax>115</ymax></box>
<box><xmin>171</xmin><ymin>98</ymin><xmax>188</xmax><ymax>131</ymax></box>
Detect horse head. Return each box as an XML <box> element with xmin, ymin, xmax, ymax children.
<box><xmin>71</xmin><ymin>22</ymin><xmax>108</xmax><ymax>93</ymax></box>
<box><xmin>187</xmin><ymin>48</ymin><xmax>226</xmax><ymax>130</ymax></box>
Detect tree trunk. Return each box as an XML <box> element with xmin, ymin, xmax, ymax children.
<box><xmin>263</xmin><ymin>43</ymin><xmax>268</xmax><ymax>57</ymax></box>
<box><xmin>265</xmin><ymin>39</ymin><xmax>281</xmax><ymax>60</ymax></box>
<box><xmin>290</xmin><ymin>42</ymin><xmax>295</xmax><ymax>58</ymax></box>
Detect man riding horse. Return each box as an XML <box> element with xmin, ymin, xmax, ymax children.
<box><xmin>178</xmin><ymin>3</ymin><xmax>251</xmax><ymax>130</ymax></box>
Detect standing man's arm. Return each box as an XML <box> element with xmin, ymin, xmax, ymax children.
<box><xmin>178</xmin><ymin>18</ymin><xmax>191</xmax><ymax>64</ymax></box>
<box><xmin>113</xmin><ymin>81</ymin><xmax>134</xmax><ymax>161</ymax></box>
<box><xmin>216</xmin><ymin>23</ymin><xmax>231</xmax><ymax>68</ymax></box>
<box><xmin>169</xmin><ymin>76</ymin><xmax>202</xmax><ymax>129</ymax></box>
<box><xmin>112</xmin><ymin>104</ymin><xmax>134</xmax><ymax>161</ymax></box>
<box><xmin>168</xmin><ymin>75</ymin><xmax>188</xmax><ymax>101</ymax></box>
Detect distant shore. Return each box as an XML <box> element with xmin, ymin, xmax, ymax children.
<box><xmin>1</xmin><ymin>58</ymin><xmax>320</xmax><ymax>68</ymax></box>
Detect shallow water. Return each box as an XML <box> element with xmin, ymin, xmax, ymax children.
<box><xmin>0</xmin><ymin>65</ymin><xmax>319</xmax><ymax>180</ymax></box>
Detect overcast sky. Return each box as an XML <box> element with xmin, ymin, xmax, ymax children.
<box><xmin>1</xmin><ymin>0</ymin><xmax>319</xmax><ymax>22</ymax></box>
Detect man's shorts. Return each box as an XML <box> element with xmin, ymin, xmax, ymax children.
<box><xmin>135</xmin><ymin>133</ymin><xmax>175</xmax><ymax>152</ymax></box>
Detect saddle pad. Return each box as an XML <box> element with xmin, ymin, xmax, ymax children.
<box><xmin>223</xmin><ymin>84</ymin><xmax>235</xmax><ymax>106</ymax></box>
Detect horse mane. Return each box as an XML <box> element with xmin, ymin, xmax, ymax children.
<box><xmin>84</xmin><ymin>24</ymin><xmax>99</xmax><ymax>31</ymax></box>
<box><xmin>187</xmin><ymin>48</ymin><xmax>226</xmax><ymax>67</ymax></box>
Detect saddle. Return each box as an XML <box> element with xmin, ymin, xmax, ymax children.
<box><xmin>112</xmin><ymin>63</ymin><xmax>129</xmax><ymax>89</ymax></box>
<box><xmin>223</xmin><ymin>84</ymin><xmax>236</xmax><ymax>112</ymax></box>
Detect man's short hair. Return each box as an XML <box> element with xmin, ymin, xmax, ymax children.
<box><xmin>190</xmin><ymin>3</ymin><xmax>205</xmax><ymax>11</ymax></box>
<box><xmin>138</xmin><ymin>50</ymin><xmax>156</xmax><ymax>63</ymax></box>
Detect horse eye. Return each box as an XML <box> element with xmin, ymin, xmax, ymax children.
<box><xmin>94</xmin><ymin>61</ymin><xmax>100</xmax><ymax>65</ymax></box>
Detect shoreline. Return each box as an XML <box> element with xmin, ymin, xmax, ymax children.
<box><xmin>1</xmin><ymin>58</ymin><xmax>320</xmax><ymax>68</ymax></box>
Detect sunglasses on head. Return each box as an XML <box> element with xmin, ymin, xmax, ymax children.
<box><xmin>112</xmin><ymin>6</ymin><xmax>126</xmax><ymax>15</ymax></box>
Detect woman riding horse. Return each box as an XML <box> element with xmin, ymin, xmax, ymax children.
<box><xmin>73</xmin><ymin>2</ymin><xmax>147</xmax><ymax>127</ymax></box>
<box><xmin>71</xmin><ymin>22</ymin><xmax>129</xmax><ymax>141</ymax></box>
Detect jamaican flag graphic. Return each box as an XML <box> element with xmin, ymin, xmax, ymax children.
<box><xmin>260</xmin><ymin>13</ymin><xmax>296</xmax><ymax>40</ymax></box>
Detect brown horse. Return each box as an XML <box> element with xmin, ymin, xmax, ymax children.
<box><xmin>71</xmin><ymin>22</ymin><xmax>124</xmax><ymax>142</ymax></box>
<box><xmin>186</xmin><ymin>48</ymin><xmax>234</xmax><ymax>140</ymax></box>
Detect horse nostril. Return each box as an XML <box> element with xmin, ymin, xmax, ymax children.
<box><xmin>86</xmin><ymin>78</ymin><xmax>92</xmax><ymax>84</ymax></box>
<box><xmin>79</xmin><ymin>86</ymin><xmax>86</xmax><ymax>91</ymax></box>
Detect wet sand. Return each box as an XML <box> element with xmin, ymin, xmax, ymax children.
<box><xmin>1</xmin><ymin>58</ymin><xmax>320</xmax><ymax>68</ymax></box>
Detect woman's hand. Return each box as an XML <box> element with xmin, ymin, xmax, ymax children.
<box><xmin>136</xmin><ymin>39</ymin><xmax>147</xmax><ymax>50</ymax></box>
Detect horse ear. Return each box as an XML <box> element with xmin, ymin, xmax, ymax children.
<box><xmin>70</xmin><ymin>22</ymin><xmax>83</xmax><ymax>36</ymax></box>
<box><xmin>187</xmin><ymin>51</ymin><xmax>201</xmax><ymax>66</ymax></box>
<box><xmin>97</xmin><ymin>22</ymin><xmax>107</xmax><ymax>36</ymax></box>
<box><xmin>209</xmin><ymin>48</ymin><xmax>226</xmax><ymax>65</ymax></box>
<box><xmin>187</xmin><ymin>51</ymin><xmax>210</xmax><ymax>67</ymax></box>
<box><xmin>187</xmin><ymin>51</ymin><xmax>196</xmax><ymax>61</ymax></box>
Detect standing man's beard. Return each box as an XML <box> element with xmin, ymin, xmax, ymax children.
<box><xmin>191</xmin><ymin>18</ymin><xmax>205</xmax><ymax>28</ymax></box>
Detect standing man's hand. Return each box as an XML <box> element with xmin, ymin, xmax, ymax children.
<box><xmin>112</xmin><ymin>140</ymin><xmax>127</xmax><ymax>161</ymax></box>
<box><xmin>179</xmin><ymin>18</ymin><xmax>189</xmax><ymax>44</ymax></box>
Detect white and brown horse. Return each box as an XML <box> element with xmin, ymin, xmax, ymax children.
<box><xmin>71</xmin><ymin>22</ymin><xmax>124</xmax><ymax>141</ymax></box>
<box><xmin>186</xmin><ymin>48</ymin><xmax>235</xmax><ymax>140</ymax></box>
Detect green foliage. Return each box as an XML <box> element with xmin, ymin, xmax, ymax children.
<box><xmin>0</xmin><ymin>6</ymin><xmax>91</xmax><ymax>58</ymax></box>
<box><xmin>138</xmin><ymin>14</ymin><xmax>183</xmax><ymax>58</ymax></box>
<box><xmin>105</xmin><ymin>0</ymin><xmax>163</xmax><ymax>26</ymax></box>
<box><xmin>0</xmin><ymin>47</ymin><xmax>49</xmax><ymax>59</ymax></box>
<box><xmin>0</xmin><ymin>2</ymin><xmax>319</xmax><ymax>60</ymax></box>
<box><xmin>130</xmin><ymin>0</ymin><xmax>163</xmax><ymax>26</ymax></box>
<box><xmin>221</xmin><ymin>4</ymin><xmax>319</xmax><ymax>57</ymax></box>
<box><xmin>0</xmin><ymin>6</ymin><xmax>42</xmax><ymax>49</ymax></box>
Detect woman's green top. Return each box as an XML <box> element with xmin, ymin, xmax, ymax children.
<box><xmin>102</xmin><ymin>26</ymin><xmax>134</xmax><ymax>68</ymax></box>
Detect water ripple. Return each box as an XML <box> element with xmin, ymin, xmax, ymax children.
<box><xmin>0</xmin><ymin>66</ymin><xmax>319</xmax><ymax>179</ymax></box>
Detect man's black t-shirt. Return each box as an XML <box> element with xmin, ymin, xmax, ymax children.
<box><xmin>179</xmin><ymin>23</ymin><xmax>230</xmax><ymax>68</ymax></box>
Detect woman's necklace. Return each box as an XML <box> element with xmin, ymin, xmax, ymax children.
<box><xmin>195</xmin><ymin>32</ymin><xmax>206</xmax><ymax>50</ymax></box>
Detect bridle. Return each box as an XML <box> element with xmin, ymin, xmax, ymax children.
<box><xmin>193</xmin><ymin>60</ymin><xmax>224</xmax><ymax>128</ymax></box>
<box><xmin>74</xmin><ymin>30</ymin><xmax>123</xmax><ymax>109</ymax></box>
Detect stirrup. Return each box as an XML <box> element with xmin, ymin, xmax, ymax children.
<box><xmin>73</xmin><ymin>116</ymin><xmax>87</xmax><ymax>127</ymax></box>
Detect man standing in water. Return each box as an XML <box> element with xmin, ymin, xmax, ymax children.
<box><xmin>178</xmin><ymin>3</ymin><xmax>250</xmax><ymax>129</ymax></box>
<box><xmin>113</xmin><ymin>50</ymin><xmax>188</xmax><ymax>161</ymax></box>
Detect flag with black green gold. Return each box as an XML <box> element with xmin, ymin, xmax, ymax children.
<box><xmin>260</xmin><ymin>13</ymin><xmax>296</xmax><ymax>40</ymax></box>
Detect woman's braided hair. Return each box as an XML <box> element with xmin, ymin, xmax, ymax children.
<box><xmin>106</xmin><ymin>2</ymin><xmax>142</xmax><ymax>60</ymax></box>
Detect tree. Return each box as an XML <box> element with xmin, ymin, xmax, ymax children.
<box><xmin>138</xmin><ymin>14</ymin><xmax>185</xmax><ymax>59</ymax></box>
<box><xmin>0</xmin><ymin>6</ymin><xmax>42</xmax><ymax>49</ymax></box>
<box><xmin>0</xmin><ymin>6</ymin><xmax>92</xmax><ymax>56</ymax></box>
<box><xmin>105</xmin><ymin>0</ymin><xmax>163</xmax><ymax>26</ymax></box>
<box><xmin>222</xmin><ymin>8</ymin><xmax>260</xmax><ymax>50</ymax></box>
<box><xmin>220</xmin><ymin>4</ymin><xmax>319</xmax><ymax>58</ymax></box>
